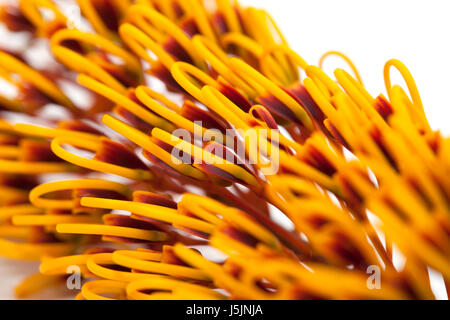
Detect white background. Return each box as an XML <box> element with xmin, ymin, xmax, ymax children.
<box><xmin>0</xmin><ymin>0</ymin><xmax>449</xmax><ymax>299</ymax></box>
<box><xmin>245</xmin><ymin>0</ymin><xmax>450</xmax><ymax>135</ymax></box>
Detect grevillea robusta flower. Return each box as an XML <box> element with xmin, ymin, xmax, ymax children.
<box><xmin>0</xmin><ymin>0</ymin><xmax>448</xmax><ymax>300</ymax></box>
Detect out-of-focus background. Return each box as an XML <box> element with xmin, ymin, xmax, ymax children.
<box><xmin>0</xmin><ymin>0</ymin><xmax>449</xmax><ymax>299</ymax></box>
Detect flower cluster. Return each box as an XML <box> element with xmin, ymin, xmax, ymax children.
<box><xmin>0</xmin><ymin>0</ymin><xmax>448</xmax><ymax>300</ymax></box>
